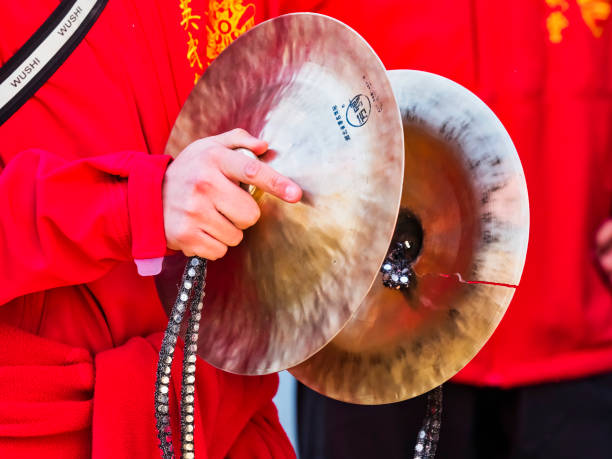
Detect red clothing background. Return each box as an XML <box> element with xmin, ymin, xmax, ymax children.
<box><xmin>311</xmin><ymin>0</ymin><xmax>612</xmax><ymax>387</ymax></box>
<box><xmin>2</xmin><ymin>0</ymin><xmax>611</xmax><ymax>457</ymax></box>
<box><xmin>0</xmin><ymin>0</ymin><xmax>317</xmax><ymax>457</ymax></box>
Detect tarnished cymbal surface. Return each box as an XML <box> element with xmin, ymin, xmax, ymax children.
<box><xmin>162</xmin><ymin>14</ymin><xmax>404</xmax><ymax>375</ymax></box>
<box><xmin>291</xmin><ymin>70</ymin><xmax>530</xmax><ymax>404</ymax></box>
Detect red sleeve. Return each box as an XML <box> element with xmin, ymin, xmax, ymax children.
<box><xmin>0</xmin><ymin>149</ymin><xmax>171</xmax><ymax>305</ymax></box>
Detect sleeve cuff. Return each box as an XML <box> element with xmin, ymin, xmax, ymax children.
<box><xmin>127</xmin><ymin>153</ymin><xmax>173</xmax><ymax>275</ymax></box>
<box><xmin>134</xmin><ymin>257</ymin><xmax>165</xmax><ymax>276</ymax></box>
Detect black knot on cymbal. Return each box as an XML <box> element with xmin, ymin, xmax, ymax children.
<box><xmin>381</xmin><ymin>209</ymin><xmax>423</xmax><ymax>290</ymax></box>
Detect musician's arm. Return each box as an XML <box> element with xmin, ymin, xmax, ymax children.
<box><xmin>0</xmin><ymin>148</ymin><xmax>171</xmax><ymax>304</ymax></box>
<box><xmin>0</xmin><ymin>128</ymin><xmax>302</xmax><ymax>305</ymax></box>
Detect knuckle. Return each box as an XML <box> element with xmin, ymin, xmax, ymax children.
<box><xmin>270</xmin><ymin>173</ymin><xmax>285</xmax><ymax>195</ymax></box>
<box><xmin>193</xmin><ymin>138</ymin><xmax>210</xmax><ymax>149</ymax></box>
<box><xmin>243</xmin><ymin>159</ymin><xmax>261</xmax><ymax>179</ymax></box>
<box><xmin>203</xmin><ymin>146</ymin><xmax>222</xmax><ymax>163</ymax></box>
<box><xmin>187</xmin><ymin>139</ymin><xmax>212</xmax><ymax>158</ymax></box>
<box><xmin>194</xmin><ymin>174</ymin><xmax>215</xmax><ymax>195</ymax></box>
<box><xmin>184</xmin><ymin>194</ymin><xmax>206</xmax><ymax>219</ymax></box>
<box><xmin>231</xmin><ymin>127</ymin><xmax>248</xmax><ymax>136</ymax></box>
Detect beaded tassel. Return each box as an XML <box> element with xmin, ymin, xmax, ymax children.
<box><xmin>414</xmin><ymin>385</ymin><xmax>443</xmax><ymax>459</ymax></box>
<box><xmin>156</xmin><ymin>255</ymin><xmax>443</xmax><ymax>459</ymax></box>
<box><xmin>155</xmin><ymin>256</ymin><xmax>207</xmax><ymax>459</ymax></box>
<box><xmin>181</xmin><ymin>257</ymin><xmax>206</xmax><ymax>459</ymax></box>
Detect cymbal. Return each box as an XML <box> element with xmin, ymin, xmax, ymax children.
<box><xmin>160</xmin><ymin>14</ymin><xmax>405</xmax><ymax>375</ymax></box>
<box><xmin>290</xmin><ymin>70</ymin><xmax>530</xmax><ymax>404</ymax></box>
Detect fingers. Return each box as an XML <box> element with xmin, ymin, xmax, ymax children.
<box><xmin>199</xmin><ymin>205</ymin><xmax>244</xmax><ymax>246</ymax></box>
<box><xmin>217</xmin><ymin>148</ymin><xmax>302</xmax><ymax>203</ymax></box>
<box><xmin>164</xmin><ymin>128</ymin><xmax>302</xmax><ymax>260</ymax></box>
<box><xmin>182</xmin><ymin>230</ymin><xmax>229</xmax><ymax>261</ymax></box>
<box><xmin>208</xmin><ymin>128</ymin><xmax>302</xmax><ymax>202</ymax></box>
<box><xmin>211</xmin><ymin>128</ymin><xmax>268</xmax><ymax>155</ymax></box>
<box><xmin>213</xmin><ymin>178</ymin><xmax>262</xmax><ymax>229</ymax></box>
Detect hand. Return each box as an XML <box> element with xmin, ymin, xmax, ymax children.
<box><xmin>162</xmin><ymin>128</ymin><xmax>302</xmax><ymax>260</ymax></box>
<box><xmin>596</xmin><ymin>218</ymin><xmax>612</xmax><ymax>284</ymax></box>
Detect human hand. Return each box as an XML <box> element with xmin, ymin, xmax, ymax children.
<box><xmin>596</xmin><ymin>218</ymin><xmax>612</xmax><ymax>285</ymax></box>
<box><xmin>162</xmin><ymin>128</ymin><xmax>302</xmax><ymax>259</ymax></box>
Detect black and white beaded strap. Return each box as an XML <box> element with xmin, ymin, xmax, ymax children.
<box><xmin>0</xmin><ymin>0</ymin><xmax>108</xmax><ymax>126</ymax></box>
<box><xmin>414</xmin><ymin>385</ymin><xmax>443</xmax><ymax>459</ymax></box>
<box><xmin>155</xmin><ymin>257</ymin><xmax>206</xmax><ymax>459</ymax></box>
<box><xmin>155</xmin><ymin>258</ymin><xmax>443</xmax><ymax>459</ymax></box>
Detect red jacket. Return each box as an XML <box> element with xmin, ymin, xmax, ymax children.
<box><xmin>313</xmin><ymin>0</ymin><xmax>612</xmax><ymax>387</ymax></box>
<box><xmin>0</xmin><ymin>0</ymin><xmax>310</xmax><ymax>457</ymax></box>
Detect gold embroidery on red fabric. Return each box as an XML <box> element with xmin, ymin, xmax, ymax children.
<box><xmin>179</xmin><ymin>0</ymin><xmax>256</xmax><ymax>85</ymax></box>
<box><xmin>205</xmin><ymin>0</ymin><xmax>256</xmax><ymax>65</ymax></box>
<box><xmin>547</xmin><ymin>10</ymin><xmax>570</xmax><ymax>42</ymax></box>
<box><xmin>179</xmin><ymin>0</ymin><xmax>205</xmax><ymax>84</ymax></box>
<box><xmin>187</xmin><ymin>32</ymin><xmax>203</xmax><ymax>70</ymax></box>
<box><xmin>577</xmin><ymin>0</ymin><xmax>611</xmax><ymax>37</ymax></box>
<box><xmin>546</xmin><ymin>0</ymin><xmax>570</xmax><ymax>8</ymax></box>
<box><xmin>180</xmin><ymin>0</ymin><xmax>202</xmax><ymax>30</ymax></box>
<box><xmin>545</xmin><ymin>0</ymin><xmax>611</xmax><ymax>42</ymax></box>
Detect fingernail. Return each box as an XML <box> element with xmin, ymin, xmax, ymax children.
<box><xmin>284</xmin><ymin>184</ymin><xmax>300</xmax><ymax>201</ymax></box>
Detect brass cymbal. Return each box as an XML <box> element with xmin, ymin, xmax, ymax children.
<box><xmin>290</xmin><ymin>70</ymin><xmax>530</xmax><ymax>404</ymax></box>
<box><xmin>160</xmin><ymin>14</ymin><xmax>405</xmax><ymax>375</ymax></box>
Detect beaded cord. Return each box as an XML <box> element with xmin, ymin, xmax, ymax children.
<box><xmin>154</xmin><ymin>254</ymin><xmax>441</xmax><ymax>459</ymax></box>
<box><xmin>414</xmin><ymin>385</ymin><xmax>443</xmax><ymax>459</ymax></box>
<box><xmin>155</xmin><ymin>256</ymin><xmax>207</xmax><ymax>459</ymax></box>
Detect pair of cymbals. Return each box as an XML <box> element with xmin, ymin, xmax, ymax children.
<box><xmin>160</xmin><ymin>13</ymin><xmax>529</xmax><ymax>404</ymax></box>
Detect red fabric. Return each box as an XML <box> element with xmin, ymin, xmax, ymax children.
<box><xmin>0</xmin><ymin>323</ymin><xmax>292</xmax><ymax>458</ymax></box>
<box><xmin>92</xmin><ymin>333</ymin><xmax>291</xmax><ymax>459</ymax></box>
<box><xmin>0</xmin><ymin>150</ymin><xmax>171</xmax><ymax>304</ymax></box>
<box><xmin>5</xmin><ymin>1</ymin><xmax>609</xmax><ymax>457</ymax></box>
<box><xmin>312</xmin><ymin>0</ymin><xmax>612</xmax><ymax>387</ymax></box>
<box><xmin>0</xmin><ymin>0</ymin><xmax>302</xmax><ymax>457</ymax></box>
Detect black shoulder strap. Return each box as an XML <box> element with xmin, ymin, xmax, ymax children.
<box><xmin>0</xmin><ymin>0</ymin><xmax>108</xmax><ymax>126</ymax></box>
